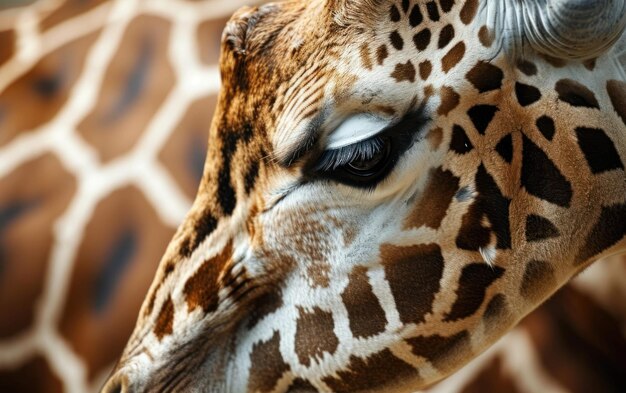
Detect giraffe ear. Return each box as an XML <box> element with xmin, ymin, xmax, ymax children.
<box><xmin>327</xmin><ymin>0</ymin><xmax>389</xmax><ymax>27</ymax></box>
<box><xmin>522</xmin><ymin>0</ymin><xmax>626</xmax><ymax>60</ymax></box>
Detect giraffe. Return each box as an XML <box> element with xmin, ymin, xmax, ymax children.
<box><xmin>0</xmin><ymin>1</ymin><xmax>624</xmax><ymax>392</ymax></box>
<box><xmin>93</xmin><ymin>0</ymin><xmax>626</xmax><ymax>391</ymax></box>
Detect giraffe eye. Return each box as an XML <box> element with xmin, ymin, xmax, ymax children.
<box><xmin>312</xmin><ymin>134</ymin><xmax>397</xmax><ymax>188</ymax></box>
<box><xmin>310</xmin><ymin>108</ymin><xmax>427</xmax><ymax>188</ymax></box>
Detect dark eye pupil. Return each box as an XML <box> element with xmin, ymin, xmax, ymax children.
<box><xmin>346</xmin><ymin>138</ymin><xmax>392</xmax><ymax>176</ymax></box>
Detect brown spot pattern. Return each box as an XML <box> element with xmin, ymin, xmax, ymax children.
<box><xmin>466</xmin><ymin>61</ymin><xmax>503</xmax><ymax>92</ymax></box>
<box><xmin>391</xmin><ymin>61</ymin><xmax>416</xmax><ymax>83</ymax></box>
<box><xmin>404</xmin><ymin>167</ymin><xmax>459</xmax><ymax>230</ymax></box>
<box><xmin>0</xmin><ymin>32</ymin><xmax>99</xmax><ymax>148</ymax></box>
<box><xmin>478</xmin><ymin>25</ymin><xmax>493</xmax><ymax>47</ymax></box>
<box><xmin>0</xmin><ymin>155</ymin><xmax>76</xmax><ymax>339</ymax></box>
<box><xmin>483</xmin><ymin>294</ymin><xmax>509</xmax><ymax>329</ymax></box>
<box><xmin>517</xmin><ymin>60</ymin><xmax>538</xmax><ymax>76</ymax></box>
<box><xmin>153</xmin><ymin>296</ymin><xmax>175</xmax><ymax>340</ymax></box>
<box><xmin>575</xmin><ymin>203</ymin><xmax>626</xmax><ymax>265</ymax></box>
<box><xmin>380</xmin><ymin>243</ymin><xmax>444</xmax><ymax>324</ymax></box>
<box><xmin>607</xmin><ymin>79</ymin><xmax>626</xmax><ymax>126</ymax></box>
<box><xmin>247</xmin><ymin>290</ymin><xmax>284</xmax><ymax>329</ymax></box>
<box><xmin>247</xmin><ymin>331</ymin><xmax>290</xmax><ymax>393</ymax></box>
<box><xmin>294</xmin><ymin>307</ymin><xmax>339</xmax><ymax>366</ymax></box>
<box><xmin>413</xmin><ymin>29</ymin><xmax>432</xmax><ymax>51</ymax></box>
<box><xmin>442</xmin><ymin>42</ymin><xmax>465</xmax><ymax>73</ymax></box>
<box><xmin>407</xmin><ymin>331</ymin><xmax>470</xmax><ymax>371</ymax></box>
<box><xmin>555</xmin><ymin>79</ymin><xmax>599</xmax><ymax>109</ymax></box>
<box><xmin>460</xmin><ymin>0</ymin><xmax>479</xmax><ymax>24</ymax></box>
<box><xmin>427</xmin><ymin>127</ymin><xmax>444</xmax><ymax>149</ymax></box>
<box><xmin>59</xmin><ymin>186</ymin><xmax>173</xmax><ymax>380</ymax></box>
<box><xmin>520</xmin><ymin>260</ymin><xmax>556</xmax><ymax>303</ymax></box>
<box><xmin>438</xmin><ymin>24</ymin><xmax>455</xmax><ymax>48</ymax></box>
<box><xmin>419</xmin><ymin>60</ymin><xmax>432</xmax><ymax>80</ymax></box>
<box><xmin>437</xmin><ymin>86</ymin><xmax>460</xmax><ymax>116</ymax></box>
<box><xmin>78</xmin><ymin>16</ymin><xmax>175</xmax><ymax>162</ymax></box>
<box><xmin>525</xmin><ymin>214</ymin><xmax>560</xmax><ymax>242</ymax></box>
<box><xmin>183</xmin><ymin>241</ymin><xmax>233</xmax><ymax>313</ymax></box>
<box><xmin>342</xmin><ymin>266</ymin><xmax>387</xmax><ymax>338</ymax></box>
<box><xmin>445</xmin><ymin>263</ymin><xmax>505</xmax><ymax>321</ymax></box>
<box><xmin>376</xmin><ymin>44</ymin><xmax>388</xmax><ymax>65</ymax></box>
<box><xmin>389</xmin><ymin>30</ymin><xmax>404</xmax><ymax>50</ymax></box>
<box><xmin>359</xmin><ymin>43</ymin><xmax>372</xmax><ymax>70</ymax></box>
<box><xmin>286</xmin><ymin>378</ymin><xmax>317</xmax><ymax>392</ymax></box>
<box><xmin>322</xmin><ymin>349</ymin><xmax>419</xmax><ymax>392</ymax></box>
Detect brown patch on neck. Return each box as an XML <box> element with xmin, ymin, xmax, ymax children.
<box><xmin>441</xmin><ymin>42</ymin><xmax>465</xmax><ymax>73</ymax></box>
<box><xmin>391</xmin><ymin>60</ymin><xmax>416</xmax><ymax>83</ymax></box>
<box><xmin>555</xmin><ymin>78</ymin><xmax>599</xmax><ymax>109</ymax></box>
<box><xmin>427</xmin><ymin>127</ymin><xmax>444</xmax><ymax>150</ymax></box>
<box><xmin>404</xmin><ymin>167</ymin><xmax>459</xmax><ymax>230</ymax></box>
<box><xmin>294</xmin><ymin>307</ymin><xmax>339</xmax><ymax>367</ymax></box>
<box><xmin>183</xmin><ymin>241</ymin><xmax>233</xmax><ymax>313</ymax></box>
<box><xmin>322</xmin><ymin>348</ymin><xmax>420</xmax><ymax>391</ymax></box>
<box><xmin>376</xmin><ymin>44</ymin><xmax>388</xmax><ymax>65</ymax></box>
<box><xmin>607</xmin><ymin>79</ymin><xmax>626</xmax><ymax>126</ymax></box>
<box><xmin>247</xmin><ymin>331</ymin><xmax>290</xmax><ymax>393</ymax></box>
<box><xmin>342</xmin><ymin>266</ymin><xmax>387</xmax><ymax>338</ymax></box>
<box><xmin>380</xmin><ymin>243</ymin><xmax>444</xmax><ymax>324</ymax></box>
<box><xmin>482</xmin><ymin>293</ymin><xmax>511</xmax><ymax>335</ymax></box>
<box><xmin>444</xmin><ymin>263</ymin><xmax>505</xmax><ymax>322</ymax></box>
<box><xmin>247</xmin><ymin>289</ymin><xmax>284</xmax><ymax>330</ymax></box>
<box><xmin>154</xmin><ymin>296</ymin><xmax>175</xmax><ymax>341</ymax></box>
<box><xmin>406</xmin><ymin>331</ymin><xmax>471</xmax><ymax>372</ymax></box>
<box><xmin>460</xmin><ymin>0</ymin><xmax>478</xmax><ymax>24</ymax></box>
<box><xmin>583</xmin><ymin>58</ymin><xmax>596</xmax><ymax>71</ymax></box>
<box><xmin>478</xmin><ymin>25</ymin><xmax>493</xmax><ymax>47</ymax></box>
<box><xmin>541</xmin><ymin>54</ymin><xmax>567</xmax><ymax>68</ymax></box>
<box><xmin>520</xmin><ymin>260</ymin><xmax>556</xmax><ymax>303</ymax></box>
<box><xmin>437</xmin><ymin>86</ymin><xmax>460</xmax><ymax>116</ymax></box>
<box><xmin>419</xmin><ymin>60</ymin><xmax>433</xmax><ymax>80</ymax></box>
<box><xmin>359</xmin><ymin>42</ymin><xmax>373</xmax><ymax>70</ymax></box>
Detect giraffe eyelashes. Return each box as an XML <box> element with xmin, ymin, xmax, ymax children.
<box><xmin>314</xmin><ymin>135</ymin><xmax>389</xmax><ymax>172</ymax></box>
<box><xmin>311</xmin><ymin>109</ymin><xmax>427</xmax><ymax>188</ymax></box>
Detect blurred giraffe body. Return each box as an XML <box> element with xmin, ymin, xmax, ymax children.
<box><xmin>0</xmin><ymin>1</ymin><xmax>624</xmax><ymax>393</ymax></box>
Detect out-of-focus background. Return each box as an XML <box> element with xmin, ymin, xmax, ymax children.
<box><xmin>0</xmin><ymin>1</ymin><xmax>624</xmax><ymax>392</ymax></box>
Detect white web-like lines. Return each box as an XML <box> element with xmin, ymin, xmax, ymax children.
<box><xmin>0</xmin><ymin>0</ymin><xmax>257</xmax><ymax>391</ymax></box>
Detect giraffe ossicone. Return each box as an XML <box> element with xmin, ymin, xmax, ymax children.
<box><xmin>103</xmin><ymin>0</ymin><xmax>626</xmax><ymax>392</ymax></box>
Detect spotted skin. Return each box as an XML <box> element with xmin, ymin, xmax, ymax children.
<box><xmin>101</xmin><ymin>0</ymin><xmax>626</xmax><ymax>391</ymax></box>
<box><xmin>1</xmin><ymin>1</ymin><xmax>625</xmax><ymax>393</ymax></box>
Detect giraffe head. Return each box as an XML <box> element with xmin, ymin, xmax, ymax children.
<box><xmin>103</xmin><ymin>0</ymin><xmax>626</xmax><ymax>391</ymax></box>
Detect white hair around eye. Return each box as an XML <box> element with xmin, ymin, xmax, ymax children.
<box><xmin>325</xmin><ymin>113</ymin><xmax>392</xmax><ymax>150</ymax></box>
